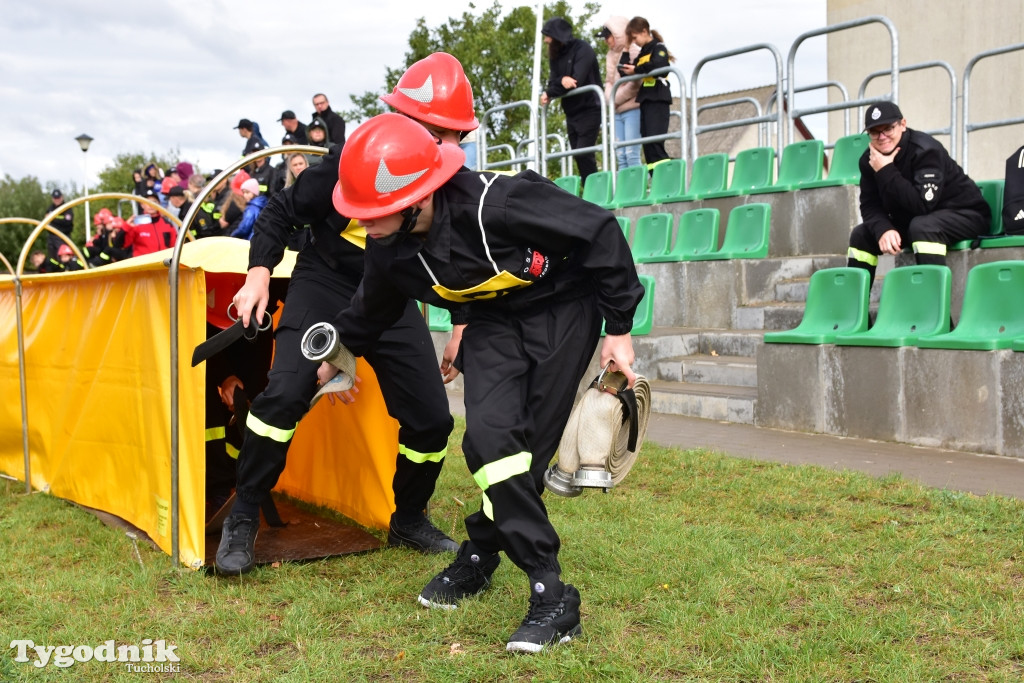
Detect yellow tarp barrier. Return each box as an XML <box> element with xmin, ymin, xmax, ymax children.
<box><xmin>0</xmin><ymin>238</ymin><xmax>398</xmax><ymax>569</ymax></box>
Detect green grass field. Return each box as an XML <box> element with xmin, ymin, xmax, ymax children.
<box><xmin>2</xmin><ymin>419</ymin><xmax>1023</xmax><ymax>681</ymax></box>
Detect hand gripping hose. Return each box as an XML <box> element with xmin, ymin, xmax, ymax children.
<box><xmin>544</xmin><ymin>366</ymin><xmax>651</xmax><ymax>497</ymax></box>
<box><xmin>299</xmin><ymin>322</ymin><xmax>358</xmax><ymax>408</ymax></box>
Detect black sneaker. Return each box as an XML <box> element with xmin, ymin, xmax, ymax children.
<box><xmin>215</xmin><ymin>513</ymin><xmax>259</xmax><ymax>575</ymax></box>
<box><xmin>388</xmin><ymin>514</ymin><xmax>460</xmax><ymax>554</ymax></box>
<box><xmin>418</xmin><ymin>541</ymin><xmax>500</xmax><ymax>610</ymax></box>
<box><xmin>506</xmin><ymin>578</ymin><xmax>582</xmax><ymax>653</ymax></box>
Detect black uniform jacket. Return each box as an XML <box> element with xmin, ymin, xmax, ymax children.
<box><xmin>633</xmin><ymin>40</ymin><xmax>672</xmax><ymax>104</ymax></box>
<box><xmin>333</xmin><ymin>169</ymin><xmax>644</xmax><ymax>355</ymax></box>
<box><xmin>247</xmin><ymin>145</ymin><xmax>365</xmax><ymax>280</ymax></box>
<box><xmin>858</xmin><ymin>128</ymin><xmax>990</xmax><ymax>241</ymax></box>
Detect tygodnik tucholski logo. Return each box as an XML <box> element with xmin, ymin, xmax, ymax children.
<box><xmin>9</xmin><ymin>638</ymin><xmax>181</xmax><ymax>672</ymax></box>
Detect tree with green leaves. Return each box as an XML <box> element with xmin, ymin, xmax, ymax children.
<box><xmin>342</xmin><ymin>0</ymin><xmax>601</xmax><ymax>176</ymax></box>
<box><xmin>0</xmin><ymin>175</ymin><xmax>51</xmax><ymax>270</ymax></box>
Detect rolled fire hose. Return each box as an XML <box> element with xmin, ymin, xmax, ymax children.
<box><xmin>544</xmin><ymin>367</ymin><xmax>651</xmax><ymax>497</ymax></box>
<box><xmin>300</xmin><ymin>322</ymin><xmax>358</xmax><ymax>408</ymax></box>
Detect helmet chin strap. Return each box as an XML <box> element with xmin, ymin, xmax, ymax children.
<box><xmin>375</xmin><ymin>207</ymin><xmax>422</xmax><ymax>247</ymax></box>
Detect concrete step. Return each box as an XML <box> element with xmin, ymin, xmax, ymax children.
<box><xmin>656</xmin><ymin>354</ymin><xmax>757</xmax><ymax>387</ymax></box>
<box><xmin>648</xmin><ymin>379</ymin><xmax>757</xmax><ymax>425</ymax></box>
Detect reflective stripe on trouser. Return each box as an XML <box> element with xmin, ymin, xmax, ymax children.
<box><xmin>460</xmin><ymin>294</ymin><xmax>602</xmax><ymax>577</ymax></box>
<box><xmin>234</xmin><ymin>251</ymin><xmax>452</xmax><ymax>510</ymax></box>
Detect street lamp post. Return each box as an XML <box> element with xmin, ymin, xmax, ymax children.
<box><xmin>75</xmin><ymin>134</ymin><xmax>93</xmax><ymax>241</ymax></box>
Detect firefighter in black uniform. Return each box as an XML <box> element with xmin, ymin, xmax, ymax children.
<box><xmin>319</xmin><ymin>113</ymin><xmax>644</xmax><ymax>653</ymax></box>
<box><xmin>214</xmin><ymin>53</ymin><xmax>481</xmax><ymax>576</ymax></box>
<box><xmin>620</xmin><ymin>16</ymin><xmax>674</xmax><ymax>170</ymax></box>
<box><xmin>44</xmin><ymin>189</ymin><xmax>74</xmax><ymax>268</ymax></box>
<box><xmin>847</xmin><ymin>101</ymin><xmax>990</xmax><ymax>279</ymax></box>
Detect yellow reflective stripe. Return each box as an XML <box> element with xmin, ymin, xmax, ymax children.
<box><xmin>472</xmin><ymin>452</ymin><xmax>532</xmax><ymax>490</ymax></box>
<box><xmin>647</xmin><ymin>159</ymin><xmax>672</xmax><ymax>171</ymax></box>
<box><xmin>205</xmin><ymin>427</ymin><xmax>225</xmax><ymax>442</ymax></box>
<box><xmin>399</xmin><ymin>443</ymin><xmax>447</xmax><ymax>464</ymax></box>
<box><xmin>226</xmin><ymin>444</ymin><xmax>240</xmax><ymax>459</ymax></box>
<box><xmin>847</xmin><ymin>247</ymin><xmax>878</xmax><ymax>266</ymax></box>
<box><xmin>913</xmin><ymin>241</ymin><xmax>947</xmax><ymax>256</ymax></box>
<box><xmin>246</xmin><ymin>412</ymin><xmax>296</xmax><ymax>443</ymax></box>
<box><xmin>481</xmin><ymin>491</ymin><xmax>494</xmax><ymax>520</ymax></box>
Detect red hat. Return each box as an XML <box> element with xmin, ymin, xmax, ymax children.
<box><xmin>58</xmin><ymin>244</ymin><xmax>74</xmax><ymax>257</ymax></box>
<box><xmin>380</xmin><ymin>52</ymin><xmax>479</xmax><ymax>132</ymax></box>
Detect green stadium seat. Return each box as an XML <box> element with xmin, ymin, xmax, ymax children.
<box><xmin>801</xmin><ymin>134</ymin><xmax>869</xmax><ymax>188</ymax></box>
<box><xmin>648</xmin><ymin>159</ymin><xmax>686</xmax><ymax>204</ymax></box>
<box><xmin>630</xmin><ymin>213</ymin><xmax>674</xmax><ymax>263</ymax></box>
<box><xmin>762</xmin><ymin>267</ymin><xmax>870</xmax><ymax>344</ymax></box>
<box><xmin>834</xmin><ymin>265</ymin><xmax>951</xmax><ymax>347</ymax></box>
<box><xmin>425</xmin><ymin>304</ymin><xmax>453</xmax><ymax>332</ymax></box>
<box><xmin>688</xmin><ymin>203</ymin><xmax>771</xmax><ymax>261</ymax></box>
<box><xmin>648</xmin><ymin>208</ymin><xmax>719</xmax><ymax>262</ymax></box>
<box><xmin>749</xmin><ymin>140</ymin><xmax>824</xmax><ymax>194</ymax></box>
<box><xmin>703</xmin><ymin>147</ymin><xmax>776</xmax><ymax>199</ymax></box>
<box><xmin>581</xmin><ymin>171</ymin><xmax>615</xmax><ymax>208</ymax></box>
<box><xmin>603</xmin><ymin>274</ymin><xmax>656</xmax><ymax>336</ymax></box>
<box><xmin>553</xmin><ymin>174</ymin><xmax>581</xmax><ymax>196</ymax></box>
<box><xmin>616</xmin><ymin>216</ymin><xmax>631</xmax><ymax>242</ymax></box>
<box><xmin>951</xmin><ymin>179</ymin><xmax>1004</xmax><ymax>249</ymax></box>
<box><xmin>1012</xmin><ymin>337</ymin><xmax>1024</xmax><ymax>352</ymax></box>
<box><xmin>915</xmin><ymin>261</ymin><xmax>1024</xmax><ymax>350</ymax></box>
<box><xmin>613</xmin><ymin>164</ymin><xmax>651</xmax><ymax>208</ymax></box>
<box><xmin>674</xmin><ymin>153</ymin><xmax>728</xmax><ymax>201</ymax></box>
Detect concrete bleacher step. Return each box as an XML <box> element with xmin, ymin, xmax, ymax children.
<box><xmin>656</xmin><ymin>354</ymin><xmax>757</xmax><ymax>387</ymax></box>
<box><xmin>648</xmin><ymin>379</ymin><xmax>757</xmax><ymax>425</ymax></box>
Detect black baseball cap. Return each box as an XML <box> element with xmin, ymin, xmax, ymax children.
<box><xmin>595</xmin><ymin>26</ymin><xmax>612</xmax><ymax>39</ymax></box>
<box><xmin>234</xmin><ymin>118</ymin><xmax>254</xmax><ymax>130</ymax></box>
<box><xmin>282</xmin><ymin>133</ymin><xmax>297</xmax><ymax>144</ymax></box>
<box><xmin>167</xmin><ymin>186</ymin><xmax>186</xmax><ymax>197</ymax></box>
<box><xmin>51</xmin><ymin>189</ymin><xmax>62</xmax><ymax>198</ymax></box>
<box><xmin>278</xmin><ymin>110</ymin><xmax>296</xmax><ymax>121</ymax></box>
<box><xmin>864</xmin><ymin>101</ymin><xmax>903</xmax><ymax>130</ymax></box>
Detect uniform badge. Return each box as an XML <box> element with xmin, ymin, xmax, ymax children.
<box><xmin>523</xmin><ymin>248</ymin><xmax>549</xmax><ymax>279</ymax></box>
<box><xmin>922</xmin><ymin>182</ymin><xmax>938</xmax><ymax>202</ymax></box>
<box><xmin>871</xmin><ymin>107</ymin><xmax>881</xmax><ymax>121</ymax></box>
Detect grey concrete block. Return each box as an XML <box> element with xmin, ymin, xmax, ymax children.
<box><xmin>902</xmin><ymin>348</ymin><xmax>1004</xmax><ymax>453</ymax></box>
<box><xmin>699</xmin><ymin>330</ymin><xmax>764</xmax><ymax>358</ymax></box>
<box><xmin>755</xmin><ymin>343</ymin><xmax>828</xmax><ymax>432</ymax></box>
<box><xmin>999</xmin><ymin>351</ymin><xmax>1024</xmax><ymax>458</ymax></box>
<box><xmin>831</xmin><ymin>346</ymin><xmax>904</xmax><ymax>440</ymax></box>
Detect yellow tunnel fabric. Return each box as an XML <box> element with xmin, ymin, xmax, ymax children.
<box><xmin>0</xmin><ymin>238</ymin><xmax>398</xmax><ymax>569</ymax></box>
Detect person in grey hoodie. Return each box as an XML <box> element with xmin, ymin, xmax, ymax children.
<box><xmin>540</xmin><ymin>17</ymin><xmax>602</xmax><ymax>183</ymax></box>
<box><xmin>598</xmin><ymin>15</ymin><xmax>642</xmax><ymax>170</ymax></box>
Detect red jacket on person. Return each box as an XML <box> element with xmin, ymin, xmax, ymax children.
<box><xmin>125</xmin><ymin>215</ymin><xmax>177</xmax><ymax>257</ymax></box>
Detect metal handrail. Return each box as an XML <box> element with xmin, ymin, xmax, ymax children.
<box><xmin>540</xmin><ymin>83</ymin><xmax>610</xmax><ymax>179</ymax></box>
<box><xmin>698</xmin><ymin>97</ymin><xmax>765</xmax><ymax>148</ymax></box>
<box><xmin>787</xmin><ymin>15</ymin><xmax>899</xmax><ymax>147</ymax></box>
<box><xmin>480</xmin><ymin>100</ymin><xmax>536</xmax><ymax>172</ymax></box>
<box><xmin>767</xmin><ymin>80</ymin><xmax>851</xmax><ymax>144</ymax></box>
<box><xmin>859</xmin><ymin>61</ymin><xmax>957</xmax><ymax>160</ymax></box>
<box><xmin>167</xmin><ymin>144</ymin><xmax>328</xmax><ymax>567</ymax></box>
<box><xmin>690</xmin><ymin>43</ymin><xmax>785</xmax><ymax>176</ymax></box>
<box><xmin>961</xmin><ymin>41</ymin><xmax>1024</xmax><ymax>174</ymax></box>
<box><xmin>608</xmin><ymin>66</ymin><xmax>688</xmax><ymax>176</ymax></box>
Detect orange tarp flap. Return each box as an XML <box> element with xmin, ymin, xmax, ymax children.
<box><xmin>0</xmin><ymin>238</ymin><xmax>398</xmax><ymax>568</ymax></box>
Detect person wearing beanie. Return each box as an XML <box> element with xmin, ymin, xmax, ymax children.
<box><xmin>231</xmin><ymin>178</ymin><xmax>267</xmax><ymax>240</ymax></box>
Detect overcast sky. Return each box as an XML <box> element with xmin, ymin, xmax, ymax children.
<box><xmin>0</xmin><ymin>0</ymin><xmax>825</xmax><ymax>190</ymax></box>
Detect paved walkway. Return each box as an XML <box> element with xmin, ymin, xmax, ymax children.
<box><xmin>446</xmin><ymin>393</ymin><xmax>1024</xmax><ymax>500</ymax></box>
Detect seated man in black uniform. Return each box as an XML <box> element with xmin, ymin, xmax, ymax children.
<box><xmin>847</xmin><ymin>101</ymin><xmax>990</xmax><ymax>280</ymax></box>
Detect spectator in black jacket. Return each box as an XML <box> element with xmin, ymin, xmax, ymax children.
<box><xmin>44</xmin><ymin>189</ymin><xmax>74</xmax><ymax>263</ymax></box>
<box><xmin>278</xmin><ymin>110</ymin><xmax>308</xmax><ymax>144</ymax></box>
<box><xmin>311</xmin><ymin>93</ymin><xmax>346</xmax><ymax>147</ymax></box>
<box><xmin>541</xmin><ymin>17</ymin><xmax>603</xmax><ymax>182</ymax></box>
<box><xmin>847</xmin><ymin>101</ymin><xmax>990</xmax><ymax>280</ymax></box>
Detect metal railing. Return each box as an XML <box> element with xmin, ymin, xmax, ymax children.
<box><xmin>480</xmin><ymin>100</ymin><xmax>536</xmax><ymax>172</ymax></box>
<box><xmin>859</xmin><ymin>61</ymin><xmax>957</xmax><ymax>160</ymax></box>
<box><xmin>539</xmin><ymin>83</ymin><xmax>610</xmax><ymax>179</ymax></box>
<box><xmin>690</xmin><ymin>43</ymin><xmax>785</xmax><ymax>176</ymax></box>
<box><xmin>698</xmin><ymin>97</ymin><xmax>765</xmax><ymax>148</ymax></box>
<box><xmin>787</xmin><ymin>15</ymin><xmax>899</xmax><ymax>149</ymax></box>
<box><xmin>961</xmin><ymin>41</ymin><xmax>1024</xmax><ymax>175</ymax></box>
<box><xmin>767</xmin><ymin>80</ymin><xmax>851</xmax><ymax>147</ymax></box>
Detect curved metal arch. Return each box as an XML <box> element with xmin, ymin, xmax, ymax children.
<box><xmin>0</xmin><ymin>217</ymin><xmax>41</xmax><ymax>276</ymax></box>
<box><xmin>167</xmin><ymin>144</ymin><xmax>329</xmax><ymax>566</ymax></box>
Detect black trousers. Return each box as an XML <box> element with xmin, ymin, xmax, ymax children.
<box><xmin>233</xmin><ymin>248</ymin><xmax>454</xmax><ymax>517</ymax></box>
<box><xmin>460</xmin><ymin>293</ymin><xmax>601</xmax><ymax>579</ymax></box>
<box><xmin>640</xmin><ymin>100</ymin><xmax>670</xmax><ymax>167</ymax></box>
<box><xmin>847</xmin><ymin>208</ymin><xmax>988</xmax><ymax>279</ymax></box>
<box><xmin>567</xmin><ymin>107</ymin><xmax>601</xmax><ymax>183</ymax></box>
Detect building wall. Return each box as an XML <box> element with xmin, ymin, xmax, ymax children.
<box><xmin>826</xmin><ymin>0</ymin><xmax>1024</xmax><ymax>180</ymax></box>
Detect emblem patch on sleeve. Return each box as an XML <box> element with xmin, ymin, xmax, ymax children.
<box><xmin>523</xmin><ymin>248</ymin><xmax>550</xmax><ymax>279</ymax></box>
